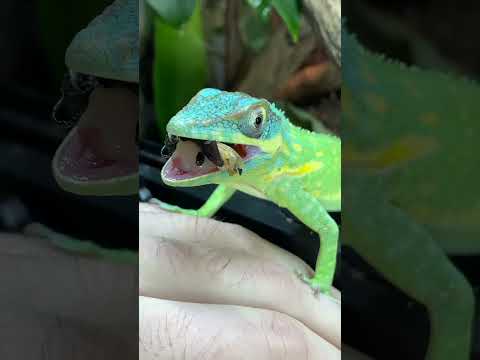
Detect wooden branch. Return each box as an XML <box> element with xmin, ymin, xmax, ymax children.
<box><xmin>303</xmin><ymin>0</ymin><xmax>341</xmax><ymax>68</ymax></box>
<box><xmin>236</xmin><ymin>20</ymin><xmax>316</xmax><ymax>99</ymax></box>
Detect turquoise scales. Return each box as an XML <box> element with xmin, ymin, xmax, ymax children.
<box><xmin>65</xmin><ymin>0</ymin><xmax>139</xmax><ymax>82</ymax></box>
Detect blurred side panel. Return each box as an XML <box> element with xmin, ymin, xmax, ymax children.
<box><xmin>0</xmin><ymin>1</ymin><xmax>138</xmax><ymax>359</ymax></box>
<box><xmin>342</xmin><ymin>0</ymin><xmax>480</xmax><ymax>359</ymax></box>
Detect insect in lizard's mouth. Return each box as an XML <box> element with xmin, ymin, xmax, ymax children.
<box><xmin>161</xmin><ymin>136</ymin><xmax>262</xmax><ymax>181</ymax></box>
<box><xmin>52</xmin><ymin>72</ymin><xmax>138</xmax><ymax>191</ymax></box>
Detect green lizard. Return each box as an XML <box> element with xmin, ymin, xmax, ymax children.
<box><xmin>156</xmin><ymin>88</ymin><xmax>341</xmax><ymax>295</ymax></box>
<box><xmin>343</xmin><ymin>23</ymin><xmax>477</xmax><ymax>360</ymax></box>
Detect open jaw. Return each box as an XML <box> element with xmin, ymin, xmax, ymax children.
<box><xmin>52</xmin><ymin>84</ymin><xmax>138</xmax><ymax>195</ymax></box>
<box><xmin>161</xmin><ymin>137</ymin><xmax>262</xmax><ymax>181</ymax></box>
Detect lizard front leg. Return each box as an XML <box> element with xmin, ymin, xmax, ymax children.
<box><xmin>151</xmin><ymin>185</ymin><xmax>236</xmax><ymax>218</ymax></box>
<box><xmin>266</xmin><ymin>179</ymin><xmax>339</xmax><ymax>296</ymax></box>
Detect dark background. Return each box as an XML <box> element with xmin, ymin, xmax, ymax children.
<box><xmin>0</xmin><ymin>0</ymin><xmax>137</xmax><ymax>250</ymax></box>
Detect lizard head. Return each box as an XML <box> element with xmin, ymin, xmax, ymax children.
<box><xmin>64</xmin><ymin>0</ymin><xmax>138</xmax><ymax>83</ymax></box>
<box><xmin>52</xmin><ymin>0</ymin><xmax>139</xmax><ymax>196</ymax></box>
<box><xmin>161</xmin><ymin>88</ymin><xmax>285</xmax><ymax>186</ymax></box>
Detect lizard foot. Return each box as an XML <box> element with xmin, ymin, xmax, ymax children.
<box><xmin>149</xmin><ymin>198</ymin><xmax>198</xmax><ymax>217</ymax></box>
<box><xmin>296</xmin><ymin>270</ymin><xmax>331</xmax><ymax>296</ymax></box>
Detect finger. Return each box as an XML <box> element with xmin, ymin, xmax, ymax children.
<box><xmin>0</xmin><ymin>232</ymin><xmax>137</xmax><ymax>336</ymax></box>
<box><xmin>139</xmin><ymin>204</ymin><xmax>341</xmax><ymax>347</ymax></box>
<box><xmin>140</xmin><ymin>296</ymin><xmax>340</xmax><ymax>360</ymax></box>
<box><xmin>140</xmin><ymin>202</ymin><xmax>332</xmax><ymax>291</ymax></box>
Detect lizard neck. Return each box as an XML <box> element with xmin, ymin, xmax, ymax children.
<box><xmin>277</xmin><ymin>114</ymin><xmax>338</xmax><ymax>163</ymax></box>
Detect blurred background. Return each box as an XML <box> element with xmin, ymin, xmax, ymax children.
<box><xmin>139</xmin><ymin>0</ymin><xmax>340</xmax><ymax>142</ymax></box>
<box><xmin>343</xmin><ymin>0</ymin><xmax>480</xmax><ymax>359</ymax></box>
<box><xmin>0</xmin><ymin>0</ymin><xmax>137</xmax><ymax>251</ymax></box>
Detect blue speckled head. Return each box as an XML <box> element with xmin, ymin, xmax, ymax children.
<box><xmin>162</xmin><ymin>88</ymin><xmax>290</xmax><ymax>186</ymax></box>
<box><xmin>166</xmin><ymin>88</ymin><xmax>284</xmax><ymax>148</ymax></box>
<box><xmin>66</xmin><ymin>0</ymin><xmax>138</xmax><ymax>82</ymax></box>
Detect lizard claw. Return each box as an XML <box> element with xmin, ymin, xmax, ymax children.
<box><xmin>295</xmin><ymin>269</ymin><xmax>331</xmax><ymax>297</ymax></box>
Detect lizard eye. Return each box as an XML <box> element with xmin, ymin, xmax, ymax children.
<box><xmin>243</xmin><ymin>106</ymin><xmax>266</xmax><ymax>138</ymax></box>
<box><xmin>254</xmin><ymin>113</ymin><xmax>263</xmax><ymax>127</ymax></box>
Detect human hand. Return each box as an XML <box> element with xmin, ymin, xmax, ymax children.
<box><xmin>0</xmin><ymin>230</ymin><xmax>137</xmax><ymax>359</ymax></box>
<box><xmin>139</xmin><ymin>202</ymin><xmax>340</xmax><ymax>359</ymax></box>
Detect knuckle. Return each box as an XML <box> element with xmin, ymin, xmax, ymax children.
<box><xmin>259</xmin><ymin>261</ymin><xmax>301</xmax><ymax>292</ymax></box>
<box><xmin>202</xmin><ymin>247</ymin><xmax>234</xmax><ymax>275</ymax></box>
<box><xmin>144</xmin><ymin>238</ymin><xmax>192</xmax><ymax>274</ymax></box>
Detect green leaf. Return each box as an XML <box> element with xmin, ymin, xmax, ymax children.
<box><xmin>146</xmin><ymin>0</ymin><xmax>196</xmax><ymax>27</ymax></box>
<box><xmin>246</xmin><ymin>0</ymin><xmax>271</xmax><ymax>9</ymax></box>
<box><xmin>152</xmin><ymin>2</ymin><xmax>207</xmax><ymax>141</ymax></box>
<box><xmin>272</xmin><ymin>0</ymin><xmax>300</xmax><ymax>42</ymax></box>
<box><xmin>246</xmin><ymin>0</ymin><xmax>272</xmax><ymax>22</ymax></box>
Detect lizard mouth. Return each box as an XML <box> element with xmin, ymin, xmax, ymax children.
<box><xmin>161</xmin><ymin>137</ymin><xmax>261</xmax><ymax>181</ymax></box>
<box><xmin>52</xmin><ymin>80</ymin><xmax>138</xmax><ymax>195</ymax></box>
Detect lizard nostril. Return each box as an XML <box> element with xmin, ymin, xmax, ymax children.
<box><xmin>196</xmin><ymin>152</ymin><xmax>205</xmax><ymax>166</ymax></box>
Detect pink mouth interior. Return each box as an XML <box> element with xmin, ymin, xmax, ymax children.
<box><xmin>162</xmin><ymin>140</ymin><xmax>261</xmax><ymax>181</ymax></box>
<box><xmin>55</xmin><ymin>87</ymin><xmax>138</xmax><ymax>181</ymax></box>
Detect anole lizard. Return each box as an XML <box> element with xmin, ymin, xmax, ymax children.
<box><xmin>156</xmin><ymin>88</ymin><xmax>341</xmax><ymax>295</ymax></box>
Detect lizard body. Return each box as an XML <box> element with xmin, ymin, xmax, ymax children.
<box><xmin>159</xmin><ymin>88</ymin><xmax>341</xmax><ymax>294</ymax></box>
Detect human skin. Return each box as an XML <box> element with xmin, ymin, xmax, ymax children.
<box><xmin>0</xmin><ymin>232</ymin><xmax>137</xmax><ymax>359</ymax></box>
<box><xmin>0</xmin><ymin>203</ymin><xmax>340</xmax><ymax>359</ymax></box>
<box><xmin>139</xmin><ymin>202</ymin><xmax>341</xmax><ymax>359</ymax></box>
